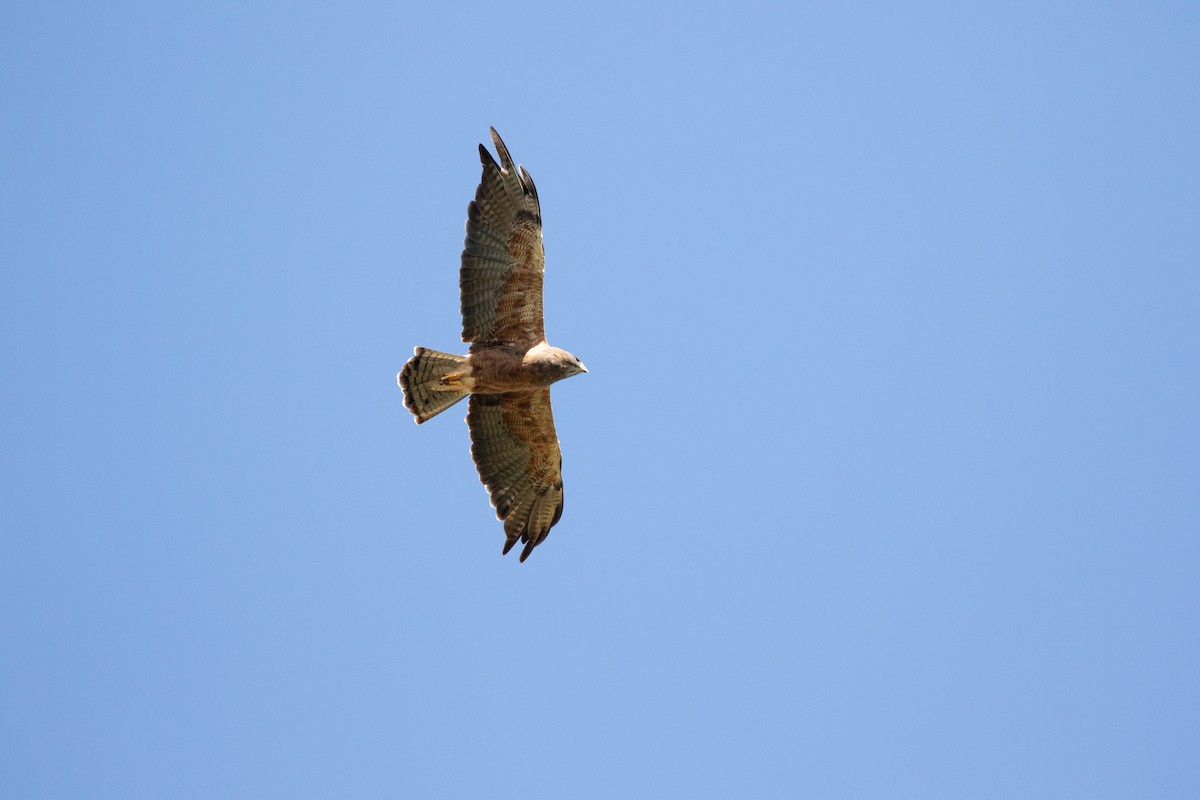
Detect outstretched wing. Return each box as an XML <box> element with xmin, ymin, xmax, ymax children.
<box><xmin>467</xmin><ymin>390</ymin><xmax>564</xmax><ymax>562</ymax></box>
<box><xmin>460</xmin><ymin>128</ymin><xmax>545</xmax><ymax>348</ymax></box>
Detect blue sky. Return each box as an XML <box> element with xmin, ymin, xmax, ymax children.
<box><xmin>2</xmin><ymin>2</ymin><xmax>1197</xmax><ymax>797</ymax></box>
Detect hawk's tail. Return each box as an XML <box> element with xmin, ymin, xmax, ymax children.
<box><xmin>397</xmin><ymin>347</ymin><xmax>470</xmax><ymax>424</ymax></box>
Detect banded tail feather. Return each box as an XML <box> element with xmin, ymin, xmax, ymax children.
<box><xmin>397</xmin><ymin>347</ymin><xmax>470</xmax><ymax>423</ymax></box>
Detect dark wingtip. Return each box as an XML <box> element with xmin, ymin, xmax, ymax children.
<box><xmin>489</xmin><ymin>128</ymin><xmax>514</xmax><ymax>172</ymax></box>
<box><xmin>519</xmin><ymin>540</ymin><xmax>535</xmax><ymax>562</ymax></box>
<box><xmin>502</xmin><ymin>538</ymin><xmax>517</xmax><ymax>556</ymax></box>
<box><xmin>517</xmin><ymin>164</ymin><xmax>538</xmax><ymax>204</ymax></box>
<box><xmin>478</xmin><ymin>143</ymin><xmax>498</xmax><ymax>171</ymax></box>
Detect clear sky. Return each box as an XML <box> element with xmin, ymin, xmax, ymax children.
<box><xmin>2</xmin><ymin>3</ymin><xmax>1198</xmax><ymax>798</ymax></box>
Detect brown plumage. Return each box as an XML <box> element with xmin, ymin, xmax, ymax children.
<box><xmin>397</xmin><ymin>129</ymin><xmax>586</xmax><ymax>562</ymax></box>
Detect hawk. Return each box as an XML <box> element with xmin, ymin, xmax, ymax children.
<box><xmin>397</xmin><ymin>128</ymin><xmax>587</xmax><ymax>562</ymax></box>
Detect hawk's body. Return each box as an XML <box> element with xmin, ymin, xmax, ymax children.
<box><xmin>398</xmin><ymin>129</ymin><xmax>586</xmax><ymax>562</ymax></box>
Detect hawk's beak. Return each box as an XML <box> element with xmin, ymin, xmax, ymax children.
<box><xmin>580</xmin><ymin>363</ymin><xmax>589</xmax><ymax>374</ymax></box>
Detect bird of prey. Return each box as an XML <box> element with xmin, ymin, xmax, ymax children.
<box><xmin>398</xmin><ymin>128</ymin><xmax>587</xmax><ymax>562</ymax></box>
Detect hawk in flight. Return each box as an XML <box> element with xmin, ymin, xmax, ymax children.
<box><xmin>398</xmin><ymin>128</ymin><xmax>587</xmax><ymax>562</ymax></box>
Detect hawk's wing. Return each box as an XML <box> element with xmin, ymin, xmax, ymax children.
<box><xmin>460</xmin><ymin>128</ymin><xmax>545</xmax><ymax>349</ymax></box>
<box><xmin>467</xmin><ymin>390</ymin><xmax>564</xmax><ymax>562</ymax></box>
